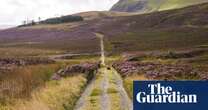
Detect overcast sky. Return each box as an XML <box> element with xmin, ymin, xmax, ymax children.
<box><xmin>0</xmin><ymin>0</ymin><xmax>119</xmax><ymax>25</ymax></box>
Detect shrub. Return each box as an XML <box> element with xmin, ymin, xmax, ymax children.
<box><xmin>41</xmin><ymin>15</ymin><xmax>83</xmax><ymax>24</ymax></box>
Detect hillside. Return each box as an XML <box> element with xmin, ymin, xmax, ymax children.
<box><xmin>0</xmin><ymin>3</ymin><xmax>207</xmax><ymax>54</ymax></box>
<box><xmin>73</xmin><ymin>11</ymin><xmax>134</xmax><ymax>21</ymax></box>
<box><xmin>110</xmin><ymin>0</ymin><xmax>208</xmax><ymax>13</ymax></box>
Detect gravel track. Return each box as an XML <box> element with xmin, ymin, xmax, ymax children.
<box><xmin>112</xmin><ymin>69</ymin><xmax>133</xmax><ymax>110</ymax></box>
<box><xmin>100</xmin><ymin>69</ymin><xmax>110</xmax><ymax>110</ymax></box>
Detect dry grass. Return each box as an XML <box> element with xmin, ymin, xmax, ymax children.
<box><xmin>0</xmin><ymin>55</ymin><xmax>99</xmax><ymax>110</ymax></box>
<box><xmin>0</xmin><ymin>64</ymin><xmax>62</xmax><ymax>108</ymax></box>
<box><xmin>109</xmin><ymin>93</ymin><xmax>121</xmax><ymax>110</ymax></box>
<box><xmin>10</xmin><ymin>74</ymin><xmax>86</xmax><ymax>110</ymax></box>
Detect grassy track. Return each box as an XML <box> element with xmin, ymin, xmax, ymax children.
<box><xmin>74</xmin><ymin>67</ymin><xmax>132</xmax><ymax>110</ymax></box>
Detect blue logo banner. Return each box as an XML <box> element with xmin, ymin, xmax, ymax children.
<box><xmin>133</xmin><ymin>81</ymin><xmax>208</xmax><ymax>110</ymax></box>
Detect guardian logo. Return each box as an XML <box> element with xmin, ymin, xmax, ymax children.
<box><xmin>133</xmin><ymin>81</ymin><xmax>208</xmax><ymax>110</ymax></box>
<box><xmin>136</xmin><ymin>83</ymin><xmax>197</xmax><ymax>104</ymax></box>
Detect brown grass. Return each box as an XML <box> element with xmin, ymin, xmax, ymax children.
<box><xmin>9</xmin><ymin>74</ymin><xmax>86</xmax><ymax>110</ymax></box>
<box><xmin>0</xmin><ymin>64</ymin><xmax>62</xmax><ymax>107</ymax></box>
<box><xmin>0</xmin><ymin>55</ymin><xmax>100</xmax><ymax>110</ymax></box>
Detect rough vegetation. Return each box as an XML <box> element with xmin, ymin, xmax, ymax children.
<box><xmin>0</xmin><ymin>64</ymin><xmax>62</xmax><ymax>108</ymax></box>
<box><xmin>0</xmin><ymin>56</ymin><xmax>100</xmax><ymax>110</ymax></box>
<box><xmin>52</xmin><ymin>62</ymin><xmax>100</xmax><ymax>81</ymax></box>
<box><xmin>122</xmin><ymin>48</ymin><xmax>208</xmax><ymax>60</ymax></box>
<box><xmin>0</xmin><ymin>57</ymin><xmax>54</xmax><ymax>66</ymax></box>
<box><xmin>113</xmin><ymin>50</ymin><xmax>208</xmax><ymax>98</ymax></box>
<box><xmin>113</xmin><ymin>48</ymin><xmax>208</xmax><ymax>80</ymax></box>
<box><xmin>113</xmin><ymin>61</ymin><xmax>208</xmax><ymax>80</ymax></box>
<box><xmin>10</xmin><ymin>75</ymin><xmax>87</xmax><ymax>110</ymax></box>
<box><xmin>0</xmin><ymin>57</ymin><xmax>55</xmax><ymax>75</ymax></box>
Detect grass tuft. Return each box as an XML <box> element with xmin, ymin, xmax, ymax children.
<box><xmin>90</xmin><ymin>89</ymin><xmax>102</xmax><ymax>97</ymax></box>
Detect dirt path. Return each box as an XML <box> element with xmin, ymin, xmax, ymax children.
<box><xmin>100</xmin><ymin>69</ymin><xmax>110</xmax><ymax>110</ymax></box>
<box><xmin>111</xmin><ymin>69</ymin><xmax>133</xmax><ymax>110</ymax></box>
<box><xmin>94</xmin><ymin>33</ymin><xmax>105</xmax><ymax>66</ymax></box>
<box><xmin>73</xmin><ymin>67</ymin><xmax>133</xmax><ymax>110</ymax></box>
<box><xmin>74</xmin><ymin>33</ymin><xmax>132</xmax><ymax>110</ymax></box>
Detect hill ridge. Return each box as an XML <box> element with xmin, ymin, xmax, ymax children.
<box><xmin>110</xmin><ymin>0</ymin><xmax>208</xmax><ymax>13</ymax></box>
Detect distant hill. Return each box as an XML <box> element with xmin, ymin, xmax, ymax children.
<box><xmin>110</xmin><ymin>0</ymin><xmax>208</xmax><ymax>13</ymax></box>
<box><xmin>0</xmin><ymin>3</ymin><xmax>208</xmax><ymax>53</ymax></box>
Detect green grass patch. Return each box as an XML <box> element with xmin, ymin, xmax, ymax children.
<box><xmin>90</xmin><ymin>89</ymin><xmax>102</xmax><ymax>97</ymax></box>
<box><xmin>124</xmin><ymin>79</ymin><xmax>133</xmax><ymax>99</ymax></box>
<box><xmin>107</xmin><ymin>88</ymin><xmax>118</xmax><ymax>94</ymax></box>
<box><xmin>90</xmin><ymin>98</ymin><xmax>97</xmax><ymax>104</ymax></box>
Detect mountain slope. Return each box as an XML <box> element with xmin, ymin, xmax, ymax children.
<box><xmin>111</xmin><ymin>0</ymin><xmax>208</xmax><ymax>13</ymax></box>
<box><xmin>0</xmin><ymin>3</ymin><xmax>208</xmax><ymax>53</ymax></box>
<box><xmin>73</xmin><ymin>11</ymin><xmax>134</xmax><ymax>21</ymax></box>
